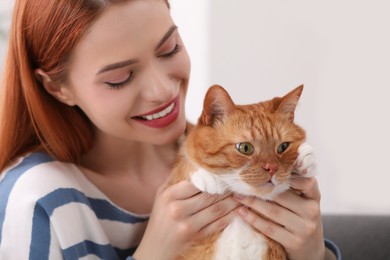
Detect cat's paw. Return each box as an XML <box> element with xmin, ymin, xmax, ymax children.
<box><xmin>190</xmin><ymin>168</ymin><xmax>226</xmax><ymax>194</ymax></box>
<box><xmin>294</xmin><ymin>142</ymin><xmax>317</xmax><ymax>177</ymax></box>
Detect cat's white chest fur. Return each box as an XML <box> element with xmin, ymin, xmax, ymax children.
<box><xmin>190</xmin><ymin>168</ymin><xmax>269</xmax><ymax>259</ymax></box>
<box><xmin>214</xmin><ymin>217</ymin><xmax>268</xmax><ymax>260</ymax></box>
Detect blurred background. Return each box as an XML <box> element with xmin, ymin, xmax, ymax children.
<box><xmin>1</xmin><ymin>0</ymin><xmax>390</xmax><ymax>214</ymax></box>
<box><xmin>0</xmin><ymin>1</ymin><xmax>12</xmax><ymax>74</ymax></box>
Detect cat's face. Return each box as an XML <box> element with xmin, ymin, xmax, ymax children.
<box><xmin>185</xmin><ymin>85</ymin><xmax>305</xmax><ymax>199</ymax></box>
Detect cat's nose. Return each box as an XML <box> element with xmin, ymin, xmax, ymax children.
<box><xmin>263</xmin><ymin>163</ymin><xmax>279</xmax><ymax>176</ymax></box>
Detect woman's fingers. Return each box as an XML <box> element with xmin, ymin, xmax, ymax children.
<box><xmin>233</xmin><ymin>176</ymin><xmax>325</xmax><ymax>260</ymax></box>
<box><xmin>289</xmin><ymin>176</ymin><xmax>321</xmax><ymax>201</ymax></box>
<box><xmin>162</xmin><ymin>180</ymin><xmax>239</xmax><ymax>233</ymax></box>
<box><xmin>234</xmin><ymin>195</ymin><xmax>304</xmax><ymax>234</ymax></box>
<box><xmin>171</xmin><ymin>195</ymin><xmax>240</xmax><ymax>241</ymax></box>
<box><xmin>138</xmin><ymin>180</ymin><xmax>239</xmax><ymax>260</ymax></box>
<box><xmin>162</xmin><ymin>179</ymin><xmax>201</xmax><ymax>200</ymax></box>
<box><xmin>191</xmin><ymin>196</ymin><xmax>240</xmax><ymax>239</ymax></box>
<box><xmin>164</xmin><ymin>182</ymin><xmax>234</xmax><ymax>217</ymax></box>
<box><xmin>234</xmin><ymin>196</ymin><xmax>321</xmax><ymax>257</ymax></box>
<box><xmin>273</xmin><ymin>189</ymin><xmax>320</xmax><ymax>221</ymax></box>
<box><xmin>235</xmin><ymin>204</ymin><xmax>296</xmax><ymax>247</ymax></box>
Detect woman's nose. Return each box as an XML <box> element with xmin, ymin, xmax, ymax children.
<box><xmin>141</xmin><ymin>65</ymin><xmax>175</xmax><ymax>103</ymax></box>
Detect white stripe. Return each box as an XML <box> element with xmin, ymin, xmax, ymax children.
<box><xmin>0</xmin><ymin>208</ymin><xmax>32</xmax><ymax>259</ymax></box>
<box><xmin>100</xmin><ymin>219</ymin><xmax>147</xmax><ymax>249</ymax></box>
<box><xmin>51</xmin><ymin>203</ymin><xmax>110</xmax><ymax>249</ymax></box>
<box><xmin>49</xmin><ymin>226</ymin><xmax>63</xmax><ymax>260</ymax></box>
<box><xmin>1</xmin><ymin>159</ymin><xmax>144</xmax><ymax>257</ymax></box>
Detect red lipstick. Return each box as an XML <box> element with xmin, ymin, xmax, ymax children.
<box><xmin>132</xmin><ymin>96</ymin><xmax>180</xmax><ymax>128</ymax></box>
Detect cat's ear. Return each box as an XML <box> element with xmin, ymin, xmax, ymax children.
<box><xmin>274</xmin><ymin>84</ymin><xmax>304</xmax><ymax>121</ymax></box>
<box><xmin>201</xmin><ymin>84</ymin><xmax>235</xmax><ymax>126</ymax></box>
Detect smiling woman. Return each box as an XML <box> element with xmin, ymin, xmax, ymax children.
<box><xmin>0</xmin><ymin>0</ymin><xmax>338</xmax><ymax>259</ymax></box>
<box><xmin>1</xmin><ymin>0</ymin><xmax>194</xmax><ymax>259</ymax></box>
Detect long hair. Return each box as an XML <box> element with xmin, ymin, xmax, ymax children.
<box><xmin>0</xmin><ymin>0</ymin><xmax>169</xmax><ymax>172</ymax></box>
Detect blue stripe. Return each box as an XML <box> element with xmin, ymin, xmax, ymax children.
<box><xmin>0</xmin><ymin>152</ymin><xmax>53</xmax><ymax>244</ymax></box>
<box><xmin>30</xmin><ymin>188</ymin><xmax>147</xmax><ymax>259</ymax></box>
<box><xmin>36</xmin><ymin>188</ymin><xmax>148</xmax><ymax>223</ymax></box>
<box><xmin>115</xmin><ymin>246</ymin><xmax>137</xmax><ymax>260</ymax></box>
<box><xmin>325</xmin><ymin>238</ymin><xmax>342</xmax><ymax>260</ymax></box>
<box><xmin>62</xmin><ymin>240</ymin><xmax>119</xmax><ymax>260</ymax></box>
<box><xmin>29</xmin><ymin>203</ymin><xmax>51</xmax><ymax>260</ymax></box>
<box><xmin>90</xmin><ymin>197</ymin><xmax>149</xmax><ymax>223</ymax></box>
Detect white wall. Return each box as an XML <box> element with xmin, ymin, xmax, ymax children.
<box><xmin>0</xmin><ymin>0</ymin><xmax>13</xmax><ymax>74</ymax></box>
<box><xmin>206</xmin><ymin>0</ymin><xmax>390</xmax><ymax>214</ymax></box>
<box><xmin>1</xmin><ymin>0</ymin><xmax>390</xmax><ymax>214</ymax></box>
<box><xmin>170</xmin><ymin>0</ymin><xmax>211</xmax><ymax>124</ymax></box>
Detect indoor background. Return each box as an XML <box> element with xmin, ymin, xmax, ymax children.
<box><xmin>1</xmin><ymin>0</ymin><xmax>389</xmax><ymax>214</ymax></box>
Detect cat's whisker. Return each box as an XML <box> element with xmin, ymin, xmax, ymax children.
<box><xmin>217</xmin><ymin>176</ymin><xmax>256</xmax><ymax>195</ymax></box>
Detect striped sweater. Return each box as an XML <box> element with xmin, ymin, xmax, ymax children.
<box><xmin>0</xmin><ymin>152</ymin><xmax>148</xmax><ymax>259</ymax></box>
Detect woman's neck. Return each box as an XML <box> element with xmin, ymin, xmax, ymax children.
<box><xmin>78</xmin><ymin>131</ymin><xmax>180</xmax><ymax>214</ymax></box>
<box><xmin>80</xmin><ymin>131</ymin><xmax>179</xmax><ymax>178</ymax></box>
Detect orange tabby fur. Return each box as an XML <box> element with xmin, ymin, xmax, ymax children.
<box><xmin>169</xmin><ymin>84</ymin><xmax>306</xmax><ymax>260</ymax></box>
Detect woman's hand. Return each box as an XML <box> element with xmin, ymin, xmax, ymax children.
<box><xmin>133</xmin><ymin>179</ymin><xmax>239</xmax><ymax>260</ymax></box>
<box><xmin>234</xmin><ymin>177</ymin><xmax>325</xmax><ymax>260</ymax></box>
<box><xmin>234</xmin><ymin>142</ymin><xmax>326</xmax><ymax>260</ymax></box>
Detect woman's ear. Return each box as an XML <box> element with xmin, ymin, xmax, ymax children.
<box><xmin>34</xmin><ymin>68</ymin><xmax>76</xmax><ymax>106</ymax></box>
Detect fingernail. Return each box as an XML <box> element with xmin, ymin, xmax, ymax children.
<box><xmin>234</xmin><ymin>193</ymin><xmax>246</xmax><ymax>200</ymax></box>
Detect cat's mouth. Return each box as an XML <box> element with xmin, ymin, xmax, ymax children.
<box><xmin>257</xmin><ymin>179</ymin><xmax>290</xmax><ymax>200</ymax></box>
<box><xmin>264</xmin><ymin>178</ymin><xmax>281</xmax><ymax>188</ymax></box>
<box><xmin>267</xmin><ymin>175</ymin><xmax>278</xmax><ymax>185</ymax></box>
<box><xmin>259</xmin><ymin>174</ymin><xmax>286</xmax><ymax>189</ymax></box>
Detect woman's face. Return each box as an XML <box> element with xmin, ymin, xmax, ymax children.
<box><xmin>63</xmin><ymin>0</ymin><xmax>190</xmax><ymax>145</ymax></box>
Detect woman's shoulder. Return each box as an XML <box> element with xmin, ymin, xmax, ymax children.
<box><xmin>0</xmin><ymin>150</ymin><xmax>149</xmax><ymax>225</ymax></box>
<box><xmin>0</xmin><ymin>151</ymin><xmax>113</xmax><ymax>218</ymax></box>
<box><xmin>0</xmin><ymin>152</ymin><xmax>82</xmax><ymax>212</ymax></box>
<box><xmin>0</xmin><ymin>152</ymin><xmax>148</xmax><ymax>259</ymax></box>
<box><xmin>1</xmin><ymin>152</ymin><xmax>83</xmax><ymax>196</ymax></box>
<box><xmin>0</xmin><ymin>151</ymin><xmax>149</xmax><ymax>220</ymax></box>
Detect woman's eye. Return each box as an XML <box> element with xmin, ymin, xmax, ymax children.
<box><xmin>235</xmin><ymin>142</ymin><xmax>254</xmax><ymax>155</ymax></box>
<box><xmin>104</xmin><ymin>72</ymin><xmax>134</xmax><ymax>89</ymax></box>
<box><xmin>160</xmin><ymin>44</ymin><xmax>182</xmax><ymax>58</ymax></box>
<box><xmin>277</xmin><ymin>142</ymin><xmax>290</xmax><ymax>154</ymax></box>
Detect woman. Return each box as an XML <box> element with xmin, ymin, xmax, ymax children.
<box><xmin>0</xmin><ymin>0</ymin><xmax>339</xmax><ymax>259</ymax></box>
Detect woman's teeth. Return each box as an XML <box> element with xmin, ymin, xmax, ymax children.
<box><xmin>141</xmin><ymin>103</ymin><xmax>175</xmax><ymax>121</ymax></box>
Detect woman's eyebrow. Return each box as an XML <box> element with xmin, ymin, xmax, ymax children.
<box><xmin>97</xmin><ymin>59</ymin><xmax>138</xmax><ymax>75</ymax></box>
<box><xmin>96</xmin><ymin>25</ymin><xmax>178</xmax><ymax>75</ymax></box>
<box><xmin>155</xmin><ymin>25</ymin><xmax>178</xmax><ymax>50</ymax></box>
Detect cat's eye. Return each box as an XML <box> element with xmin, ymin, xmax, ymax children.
<box><xmin>277</xmin><ymin>142</ymin><xmax>290</xmax><ymax>154</ymax></box>
<box><xmin>235</xmin><ymin>142</ymin><xmax>254</xmax><ymax>155</ymax></box>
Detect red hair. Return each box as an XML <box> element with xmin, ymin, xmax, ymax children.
<box><xmin>0</xmin><ymin>0</ymin><xmax>169</xmax><ymax>172</ymax></box>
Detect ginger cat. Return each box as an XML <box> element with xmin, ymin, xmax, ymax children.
<box><xmin>169</xmin><ymin>84</ymin><xmax>316</xmax><ymax>260</ymax></box>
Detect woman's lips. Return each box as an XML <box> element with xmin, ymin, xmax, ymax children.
<box><xmin>139</xmin><ymin>102</ymin><xmax>175</xmax><ymax>120</ymax></box>
<box><xmin>132</xmin><ymin>96</ymin><xmax>180</xmax><ymax>128</ymax></box>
